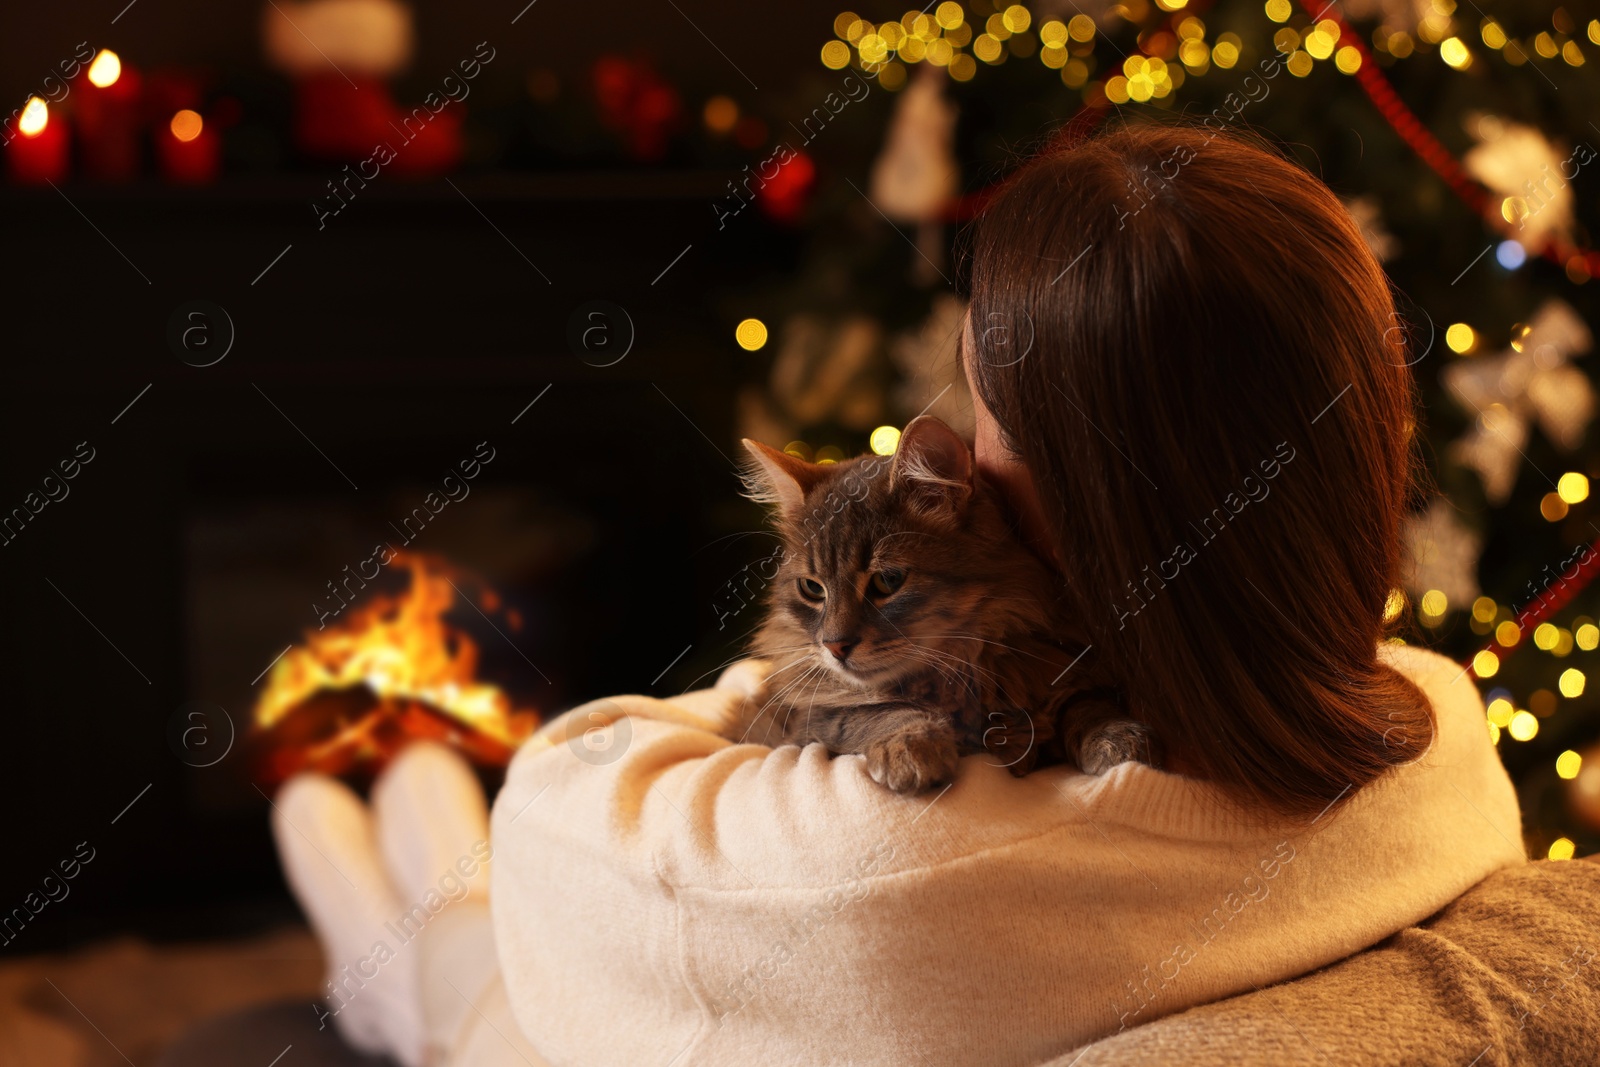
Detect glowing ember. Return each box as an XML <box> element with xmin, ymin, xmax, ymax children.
<box><xmin>255</xmin><ymin>554</ymin><xmax>537</xmax><ymax>752</ymax></box>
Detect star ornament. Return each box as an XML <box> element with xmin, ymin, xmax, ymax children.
<box><xmin>1443</xmin><ymin>299</ymin><xmax>1594</xmax><ymax>505</ymax></box>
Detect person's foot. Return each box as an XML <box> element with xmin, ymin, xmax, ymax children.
<box><xmin>372</xmin><ymin>742</ymin><xmax>492</xmax><ymax>907</ymax></box>
<box><xmin>271</xmin><ymin>773</ymin><xmax>427</xmax><ymax>1067</ymax></box>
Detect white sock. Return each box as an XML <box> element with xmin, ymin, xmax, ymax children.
<box><xmin>271</xmin><ymin>774</ymin><xmax>427</xmax><ymax>1067</ymax></box>
<box><xmin>372</xmin><ymin>742</ymin><xmax>493</xmax><ymax>906</ymax></box>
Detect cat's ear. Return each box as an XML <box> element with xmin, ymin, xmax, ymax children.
<box><xmin>890</xmin><ymin>415</ymin><xmax>974</xmax><ymax>519</ymax></box>
<box><xmin>741</xmin><ymin>439</ymin><xmax>825</xmax><ymax>517</ymax></box>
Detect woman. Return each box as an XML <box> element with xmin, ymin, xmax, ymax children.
<box><xmin>270</xmin><ymin>124</ymin><xmax>1573</xmax><ymax>1066</ymax></box>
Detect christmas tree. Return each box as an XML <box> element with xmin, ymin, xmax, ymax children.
<box><xmin>736</xmin><ymin>0</ymin><xmax>1600</xmax><ymax>856</ymax></box>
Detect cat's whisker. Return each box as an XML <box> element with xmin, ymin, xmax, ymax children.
<box><xmin>678</xmin><ymin>640</ymin><xmax>816</xmax><ymax>693</ymax></box>
<box><xmin>780</xmin><ymin>667</ymin><xmax>828</xmax><ymax>740</ymax></box>
<box><xmin>898</xmin><ymin>645</ymin><xmax>977</xmax><ymax>690</ymax></box>
<box><xmin>899</xmin><ymin>643</ymin><xmax>1010</xmax><ymax>693</ymax></box>
<box><xmin>915</xmin><ymin>632</ymin><xmax>1073</xmax><ymax>666</ymax></box>
<box><xmin>747</xmin><ymin>658</ymin><xmax>827</xmax><ymax>728</ymax></box>
<box><xmin>691</xmin><ymin>528</ymin><xmax>784</xmax><ymax>556</ymax></box>
<box><xmin>760</xmin><ymin>664</ymin><xmax>827</xmax><ymax>743</ymax></box>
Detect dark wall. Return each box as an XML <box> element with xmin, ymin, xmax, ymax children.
<box><xmin>0</xmin><ymin>169</ymin><xmax>797</xmax><ymax>950</ymax></box>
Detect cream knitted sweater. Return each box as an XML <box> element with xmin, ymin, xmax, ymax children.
<box><xmin>489</xmin><ymin>643</ymin><xmax>1525</xmax><ymax>1066</ymax></box>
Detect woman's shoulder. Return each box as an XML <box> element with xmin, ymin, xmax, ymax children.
<box><xmin>1377</xmin><ymin>639</ymin><xmax>1470</xmax><ymax>691</ymax></box>
<box><xmin>1376</xmin><ymin>639</ymin><xmax>1492</xmax><ymax>761</ymax></box>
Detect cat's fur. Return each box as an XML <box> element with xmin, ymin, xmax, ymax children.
<box><xmin>726</xmin><ymin>415</ymin><xmax>1154</xmax><ymax>794</ymax></box>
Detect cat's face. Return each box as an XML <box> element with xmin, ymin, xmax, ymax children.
<box><xmin>743</xmin><ymin>416</ymin><xmax>1042</xmax><ymax>687</ymax></box>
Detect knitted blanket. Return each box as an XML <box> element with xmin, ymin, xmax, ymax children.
<box><xmin>1051</xmin><ymin>858</ymin><xmax>1600</xmax><ymax>1066</ymax></box>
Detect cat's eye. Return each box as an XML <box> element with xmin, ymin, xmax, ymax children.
<box><xmin>797</xmin><ymin>577</ymin><xmax>826</xmax><ymax>601</ymax></box>
<box><xmin>870</xmin><ymin>569</ymin><xmax>906</xmax><ymax>596</ymax></box>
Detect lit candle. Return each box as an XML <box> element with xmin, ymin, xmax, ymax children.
<box><xmin>76</xmin><ymin>49</ymin><xmax>141</xmax><ymax>182</ymax></box>
<box><xmin>7</xmin><ymin>97</ymin><xmax>69</xmax><ymax>185</ymax></box>
<box><xmin>156</xmin><ymin>109</ymin><xmax>219</xmax><ymax>184</ymax></box>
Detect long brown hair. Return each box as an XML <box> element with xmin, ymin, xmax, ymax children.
<box><xmin>963</xmin><ymin>121</ymin><xmax>1433</xmax><ymax>821</ymax></box>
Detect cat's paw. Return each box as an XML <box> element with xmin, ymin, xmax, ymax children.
<box><xmin>1077</xmin><ymin>719</ymin><xmax>1152</xmax><ymax>775</ymax></box>
<box><xmin>865</xmin><ymin>734</ymin><xmax>959</xmax><ymax>794</ymax></box>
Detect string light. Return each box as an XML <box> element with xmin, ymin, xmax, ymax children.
<box><xmin>1303</xmin><ymin>27</ymin><xmax>1335</xmax><ymax>60</ymax></box>
<box><xmin>1487</xmin><ymin>697</ymin><xmax>1515</xmax><ymax>727</ymax></box>
<box><xmin>87</xmin><ymin>49</ymin><xmax>122</xmax><ymax>88</ymax></box>
<box><xmin>1559</xmin><ymin>667</ymin><xmax>1586</xmax><ymax>697</ymax></box>
<box><xmin>704</xmin><ymin>96</ymin><xmax>739</xmax><ymax>133</ymax></box>
<box><xmin>170</xmin><ymin>110</ymin><xmax>203</xmax><ymax>143</ymax></box>
<box><xmin>735</xmin><ymin>318</ymin><xmax>768</xmax><ymax>351</ymax></box>
<box><xmin>1439</xmin><ymin>37</ymin><xmax>1472</xmax><ymax>68</ymax></box>
<box><xmin>1549</xmin><ymin>837</ymin><xmax>1576</xmax><ymax>860</ymax></box>
<box><xmin>1496</xmin><ymin>240</ymin><xmax>1526</xmax><ymax>269</ymax></box>
<box><xmin>1557</xmin><ymin>750</ymin><xmax>1583</xmax><ymax>779</ymax></box>
<box><xmin>1508</xmin><ymin>710</ymin><xmax>1539</xmax><ymax>740</ymax></box>
<box><xmin>870</xmin><ymin>426</ymin><xmax>902</xmax><ymax>454</ymax></box>
<box><xmin>1558</xmin><ymin>472</ymin><xmax>1590</xmax><ymax>504</ymax></box>
<box><xmin>17</xmin><ymin>96</ymin><xmax>48</xmax><ymax>137</ymax></box>
<box><xmin>1473</xmin><ymin>649</ymin><xmax>1501</xmax><ymax>677</ymax></box>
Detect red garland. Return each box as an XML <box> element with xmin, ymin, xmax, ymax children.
<box><xmin>1298</xmin><ymin>0</ymin><xmax>1600</xmax><ymax>277</ymax></box>
<box><xmin>1290</xmin><ymin>0</ymin><xmax>1600</xmax><ymax>674</ymax></box>
<box><xmin>1467</xmin><ymin>533</ymin><xmax>1600</xmax><ymax>678</ymax></box>
<box><xmin>948</xmin><ymin>2</ymin><xmax>1600</xmax><ymax>279</ymax></box>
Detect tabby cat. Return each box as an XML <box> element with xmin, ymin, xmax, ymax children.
<box><xmin>726</xmin><ymin>415</ymin><xmax>1154</xmax><ymax>794</ymax></box>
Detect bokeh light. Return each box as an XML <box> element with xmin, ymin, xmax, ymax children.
<box><xmin>87</xmin><ymin>49</ymin><xmax>122</xmax><ymax>88</ymax></box>
<box><xmin>870</xmin><ymin>426</ymin><xmax>902</xmax><ymax>455</ymax></box>
<box><xmin>735</xmin><ymin>318</ymin><xmax>768</xmax><ymax>351</ymax></box>
<box><xmin>169</xmin><ymin>110</ymin><xmax>204</xmax><ymax>143</ymax></box>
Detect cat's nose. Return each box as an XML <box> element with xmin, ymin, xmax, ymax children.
<box><xmin>824</xmin><ymin>639</ymin><xmax>858</xmax><ymax>662</ymax></box>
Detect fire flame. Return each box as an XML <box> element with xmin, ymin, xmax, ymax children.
<box><xmin>254</xmin><ymin>553</ymin><xmax>536</xmax><ymax>748</ymax></box>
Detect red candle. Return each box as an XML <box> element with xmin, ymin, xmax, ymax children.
<box><xmin>76</xmin><ymin>50</ymin><xmax>141</xmax><ymax>182</ymax></box>
<box><xmin>157</xmin><ymin>109</ymin><xmax>219</xmax><ymax>184</ymax></box>
<box><xmin>7</xmin><ymin>97</ymin><xmax>69</xmax><ymax>185</ymax></box>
